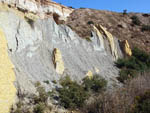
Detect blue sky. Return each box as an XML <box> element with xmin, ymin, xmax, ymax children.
<box><xmin>54</xmin><ymin>0</ymin><xmax>150</xmax><ymax>13</ymax></box>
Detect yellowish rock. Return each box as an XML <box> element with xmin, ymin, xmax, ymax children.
<box><xmin>94</xmin><ymin>25</ymin><xmax>118</xmax><ymax>60</ymax></box>
<box><xmin>123</xmin><ymin>40</ymin><xmax>132</xmax><ymax>56</ymax></box>
<box><xmin>0</xmin><ymin>28</ymin><xmax>16</xmax><ymax>113</ymax></box>
<box><xmin>94</xmin><ymin>67</ymin><xmax>99</xmax><ymax>73</ymax></box>
<box><xmin>53</xmin><ymin>48</ymin><xmax>64</xmax><ymax>75</ymax></box>
<box><xmin>86</xmin><ymin>70</ymin><xmax>93</xmax><ymax>79</ymax></box>
<box><xmin>93</xmin><ymin>25</ymin><xmax>103</xmax><ymax>38</ymax></box>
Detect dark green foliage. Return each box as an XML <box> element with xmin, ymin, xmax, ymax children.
<box><xmin>85</xmin><ymin>37</ymin><xmax>92</xmax><ymax>42</ymax></box>
<box><xmin>141</xmin><ymin>25</ymin><xmax>150</xmax><ymax>32</ymax></box>
<box><xmin>43</xmin><ymin>80</ymin><xmax>50</xmax><ymax>84</ymax></box>
<box><xmin>133</xmin><ymin>91</ymin><xmax>150</xmax><ymax>113</ymax></box>
<box><xmin>34</xmin><ymin>83</ymin><xmax>48</xmax><ymax>104</ymax></box>
<box><xmin>131</xmin><ymin>16</ymin><xmax>141</xmax><ymax>26</ymax></box>
<box><xmin>123</xmin><ymin>9</ymin><xmax>127</xmax><ymax>15</ymax></box>
<box><xmin>118</xmin><ymin>69</ymin><xmax>138</xmax><ymax>83</ymax></box>
<box><xmin>132</xmin><ymin>48</ymin><xmax>150</xmax><ymax>68</ymax></box>
<box><xmin>116</xmin><ymin>47</ymin><xmax>150</xmax><ymax>83</ymax></box>
<box><xmin>82</xmin><ymin>75</ymin><xmax>107</xmax><ymax>92</ymax></box>
<box><xmin>52</xmin><ymin>80</ymin><xmax>57</xmax><ymax>84</ymax></box>
<box><xmin>34</xmin><ymin>103</ymin><xmax>45</xmax><ymax>113</ymax></box>
<box><xmin>58</xmin><ymin>76</ymin><xmax>88</xmax><ymax>108</ymax></box>
<box><xmin>87</xmin><ymin>21</ymin><xmax>94</xmax><ymax>25</ymax></box>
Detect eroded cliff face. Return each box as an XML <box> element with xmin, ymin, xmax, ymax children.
<box><xmin>0</xmin><ymin>1</ymin><xmax>128</xmax><ymax>113</ymax></box>
<box><xmin>0</xmin><ymin>0</ymin><xmax>73</xmax><ymax>20</ymax></box>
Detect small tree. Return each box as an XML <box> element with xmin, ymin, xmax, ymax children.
<box><xmin>123</xmin><ymin>9</ymin><xmax>127</xmax><ymax>15</ymax></box>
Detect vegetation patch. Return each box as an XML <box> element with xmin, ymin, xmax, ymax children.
<box><xmin>82</xmin><ymin>75</ymin><xmax>107</xmax><ymax>93</ymax></box>
<box><xmin>131</xmin><ymin>15</ymin><xmax>141</xmax><ymax>26</ymax></box>
<box><xmin>133</xmin><ymin>90</ymin><xmax>150</xmax><ymax>113</ymax></box>
<box><xmin>82</xmin><ymin>75</ymin><xmax>150</xmax><ymax>113</ymax></box>
<box><xmin>58</xmin><ymin>76</ymin><xmax>89</xmax><ymax>108</ymax></box>
<box><xmin>58</xmin><ymin>75</ymin><xmax>107</xmax><ymax>109</ymax></box>
<box><xmin>85</xmin><ymin>37</ymin><xmax>92</xmax><ymax>42</ymax></box>
<box><xmin>87</xmin><ymin>21</ymin><xmax>94</xmax><ymax>25</ymax></box>
<box><xmin>141</xmin><ymin>25</ymin><xmax>150</xmax><ymax>32</ymax></box>
<box><xmin>116</xmin><ymin>47</ymin><xmax>150</xmax><ymax>83</ymax></box>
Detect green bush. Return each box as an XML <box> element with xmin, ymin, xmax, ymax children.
<box><xmin>131</xmin><ymin>16</ymin><xmax>141</xmax><ymax>26</ymax></box>
<box><xmin>87</xmin><ymin>21</ymin><xmax>94</xmax><ymax>25</ymax></box>
<box><xmin>34</xmin><ymin>103</ymin><xmax>45</xmax><ymax>113</ymax></box>
<box><xmin>58</xmin><ymin>76</ymin><xmax>88</xmax><ymax>108</ymax></box>
<box><xmin>82</xmin><ymin>75</ymin><xmax>107</xmax><ymax>92</ymax></box>
<box><xmin>141</xmin><ymin>25</ymin><xmax>150</xmax><ymax>32</ymax></box>
<box><xmin>116</xmin><ymin>47</ymin><xmax>150</xmax><ymax>82</ymax></box>
<box><xmin>133</xmin><ymin>90</ymin><xmax>150</xmax><ymax>113</ymax></box>
<box><xmin>118</xmin><ymin>69</ymin><xmax>138</xmax><ymax>83</ymax></box>
<box><xmin>34</xmin><ymin>82</ymin><xmax>48</xmax><ymax>104</ymax></box>
<box><xmin>85</xmin><ymin>37</ymin><xmax>92</xmax><ymax>42</ymax></box>
<box><xmin>123</xmin><ymin>9</ymin><xmax>127</xmax><ymax>15</ymax></box>
<box><xmin>43</xmin><ymin>80</ymin><xmax>50</xmax><ymax>84</ymax></box>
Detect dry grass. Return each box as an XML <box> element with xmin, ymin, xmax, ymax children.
<box><xmin>81</xmin><ymin>73</ymin><xmax>150</xmax><ymax>113</ymax></box>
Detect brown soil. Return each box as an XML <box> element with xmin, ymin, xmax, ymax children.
<box><xmin>66</xmin><ymin>8</ymin><xmax>150</xmax><ymax>52</ymax></box>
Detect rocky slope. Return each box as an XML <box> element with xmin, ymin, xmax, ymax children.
<box><xmin>66</xmin><ymin>8</ymin><xmax>150</xmax><ymax>52</ymax></box>
<box><xmin>0</xmin><ymin>1</ymin><xmax>135</xmax><ymax>113</ymax></box>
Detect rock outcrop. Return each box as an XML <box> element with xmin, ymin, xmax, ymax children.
<box><xmin>122</xmin><ymin>40</ymin><xmax>132</xmax><ymax>56</ymax></box>
<box><xmin>93</xmin><ymin>24</ymin><xmax>121</xmax><ymax>60</ymax></box>
<box><xmin>0</xmin><ymin>28</ymin><xmax>16</xmax><ymax>113</ymax></box>
<box><xmin>0</xmin><ymin>0</ymin><xmax>73</xmax><ymax>20</ymax></box>
<box><xmin>53</xmin><ymin>48</ymin><xmax>65</xmax><ymax>75</ymax></box>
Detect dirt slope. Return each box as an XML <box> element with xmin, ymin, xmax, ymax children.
<box><xmin>66</xmin><ymin>8</ymin><xmax>150</xmax><ymax>52</ymax></box>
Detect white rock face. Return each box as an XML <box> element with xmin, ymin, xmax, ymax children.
<box><xmin>0</xmin><ymin>0</ymin><xmax>73</xmax><ymax>20</ymax></box>
<box><xmin>0</xmin><ymin>10</ymin><xmax>123</xmax><ymax>95</ymax></box>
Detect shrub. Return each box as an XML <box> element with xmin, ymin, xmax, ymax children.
<box><xmin>58</xmin><ymin>76</ymin><xmax>88</xmax><ymax>108</ymax></box>
<box><xmin>116</xmin><ymin>47</ymin><xmax>150</xmax><ymax>82</ymax></box>
<box><xmin>132</xmin><ymin>47</ymin><xmax>150</xmax><ymax>68</ymax></box>
<box><xmin>82</xmin><ymin>75</ymin><xmax>107</xmax><ymax>92</ymax></box>
<box><xmin>141</xmin><ymin>25</ymin><xmax>150</xmax><ymax>32</ymax></box>
<box><xmin>133</xmin><ymin>90</ymin><xmax>150</xmax><ymax>113</ymax></box>
<box><xmin>85</xmin><ymin>37</ymin><xmax>92</xmax><ymax>42</ymax></box>
<box><xmin>87</xmin><ymin>21</ymin><xmax>94</xmax><ymax>25</ymax></box>
<box><xmin>33</xmin><ymin>103</ymin><xmax>45</xmax><ymax>113</ymax></box>
<box><xmin>82</xmin><ymin>75</ymin><xmax>150</xmax><ymax>113</ymax></box>
<box><xmin>118</xmin><ymin>68</ymin><xmax>138</xmax><ymax>83</ymax></box>
<box><xmin>131</xmin><ymin>15</ymin><xmax>141</xmax><ymax>26</ymax></box>
<box><xmin>34</xmin><ymin>85</ymin><xmax>48</xmax><ymax>104</ymax></box>
<box><xmin>123</xmin><ymin>9</ymin><xmax>127</xmax><ymax>15</ymax></box>
<box><xmin>43</xmin><ymin>80</ymin><xmax>49</xmax><ymax>84</ymax></box>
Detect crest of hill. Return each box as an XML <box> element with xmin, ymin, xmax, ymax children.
<box><xmin>66</xmin><ymin>8</ymin><xmax>150</xmax><ymax>52</ymax></box>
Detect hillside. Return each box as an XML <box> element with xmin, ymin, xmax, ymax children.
<box><xmin>66</xmin><ymin>8</ymin><xmax>150</xmax><ymax>52</ymax></box>
<box><xmin>0</xmin><ymin>1</ymin><xmax>149</xmax><ymax>113</ymax></box>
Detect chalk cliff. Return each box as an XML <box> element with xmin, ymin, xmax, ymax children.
<box><xmin>0</xmin><ymin>1</ymin><xmax>134</xmax><ymax>113</ymax></box>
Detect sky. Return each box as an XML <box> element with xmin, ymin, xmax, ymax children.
<box><xmin>54</xmin><ymin>0</ymin><xmax>150</xmax><ymax>13</ymax></box>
